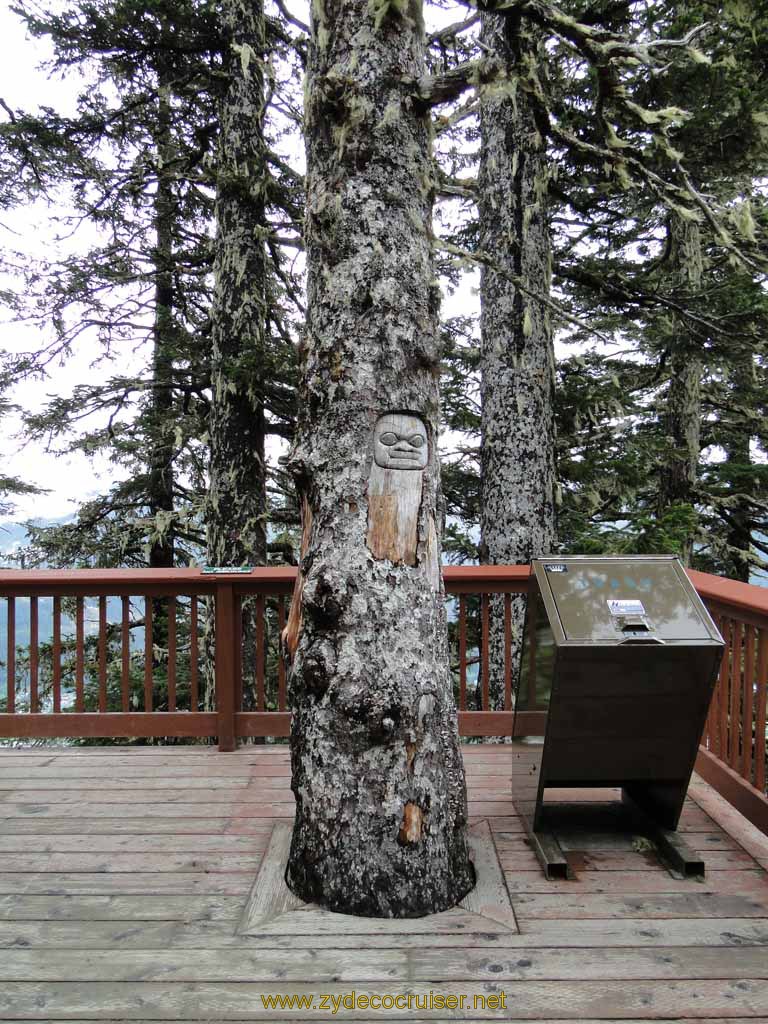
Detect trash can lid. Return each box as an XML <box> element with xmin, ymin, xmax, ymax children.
<box><xmin>534</xmin><ymin>556</ymin><xmax>719</xmax><ymax>643</ymax></box>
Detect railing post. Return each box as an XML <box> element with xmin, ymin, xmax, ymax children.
<box><xmin>215</xmin><ymin>582</ymin><xmax>237</xmax><ymax>752</ymax></box>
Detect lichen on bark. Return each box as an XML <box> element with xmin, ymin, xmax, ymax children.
<box><xmin>205</xmin><ymin>0</ymin><xmax>269</xmax><ymax>709</ymax></box>
<box><xmin>478</xmin><ymin>13</ymin><xmax>558</xmax><ymax>709</ymax></box>
<box><xmin>658</xmin><ymin>213</ymin><xmax>703</xmax><ymax>566</ymax></box>
<box><xmin>207</xmin><ymin>0</ymin><xmax>269</xmax><ymax>573</ymax></box>
<box><xmin>284</xmin><ymin>0</ymin><xmax>473</xmax><ymax>918</ymax></box>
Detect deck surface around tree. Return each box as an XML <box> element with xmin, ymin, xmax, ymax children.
<box><xmin>0</xmin><ymin>742</ymin><xmax>766</xmax><ymax>1021</ymax></box>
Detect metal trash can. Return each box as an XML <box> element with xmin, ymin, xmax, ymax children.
<box><xmin>514</xmin><ymin>555</ymin><xmax>724</xmax><ymax>878</ymax></box>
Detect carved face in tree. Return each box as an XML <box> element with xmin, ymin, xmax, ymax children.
<box><xmin>373</xmin><ymin>413</ymin><xmax>428</xmax><ymax>471</ymax></box>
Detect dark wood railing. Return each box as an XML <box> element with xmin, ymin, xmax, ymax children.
<box><xmin>0</xmin><ymin>565</ymin><xmax>766</xmax><ymax>834</ymax></box>
<box><xmin>689</xmin><ymin>570</ymin><xmax>768</xmax><ymax>834</ymax></box>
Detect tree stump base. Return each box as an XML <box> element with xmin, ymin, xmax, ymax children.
<box><xmin>238</xmin><ymin>820</ymin><xmax>517</xmax><ymax>937</ymax></box>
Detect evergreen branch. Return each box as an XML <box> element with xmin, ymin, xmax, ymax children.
<box><xmin>477</xmin><ymin>1</ymin><xmax>709</xmax><ymax>68</ymax></box>
<box><xmin>434</xmin><ymin>96</ymin><xmax>480</xmax><ymax>137</ymax></box>
<box><xmin>672</xmin><ymin>161</ymin><xmax>768</xmax><ymax>275</ymax></box>
<box><xmin>435</xmin><ymin>238</ymin><xmax>614</xmax><ymax>346</ymax></box>
<box><xmin>267</xmin><ymin>236</ymin><xmax>306</xmax><ymax>314</ymax></box>
<box><xmin>415</xmin><ymin>59</ymin><xmax>498</xmax><ymax>108</ymax></box>
<box><xmin>470</xmin><ymin>5</ymin><xmax>766</xmax><ymax>277</ymax></box>
<box><xmin>272</xmin><ymin>0</ymin><xmax>309</xmax><ymax>36</ymax></box>
<box><xmin>559</xmin><ymin>265</ymin><xmax>735</xmax><ymax>340</ymax></box>
<box><xmin>435</xmin><ymin>172</ymin><xmax>476</xmax><ymax>200</ymax></box>
<box><xmin>428</xmin><ymin>13</ymin><xmax>481</xmax><ymax>47</ymax></box>
<box><xmin>0</xmin><ymin>97</ymin><xmax>48</xmax><ymax>194</ymax></box>
<box><xmin>749</xmin><ymin>535</ymin><xmax>768</xmax><ymax>557</ymax></box>
<box><xmin>547</xmin><ymin>120</ymin><xmax>766</xmax><ymax>275</ymax></box>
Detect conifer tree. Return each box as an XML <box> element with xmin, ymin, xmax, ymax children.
<box><xmin>1</xmin><ymin>0</ymin><xmax>301</xmax><ymax>577</ymax></box>
<box><xmin>478</xmin><ymin>12</ymin><xmax>557</xmax><ymax>704</ymax></box>
<box><xmin>284</xmin><ymin>0</ymin><xmax>474</xmax><ymax>916</ymax></box>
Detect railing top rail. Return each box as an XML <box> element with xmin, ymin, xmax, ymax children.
<box><xmin>0</xmin><ymin>562</ymin><xmax>534</xmax><ymax>598</ymax></box>
<box><xmin>0</xmin><ymin>567</ymin><xmax>211</xmax><ymax>584</ymax></box>
<box><xmin>443</xmin><ymin>564</ymin><xmax>532</xmax><ymax>581</ymax></box>
<box><xmin>0</xmin><ymin>566</ymin><xmax>298</xmax><ymax>597</ymax></box>
<box><xmin>0</xmin><ymin>564</ymin><xmax>765</xmax><ymax>622</ymax></box>
<box><xmin>0</xmin><ymin>565</ymin><xmax>533</xmax><ymax>583</ymax></box>
<box><xmin>687</xmin><ymin>568</ymin><xmax>768</xmax><ymax>624</ymax></box>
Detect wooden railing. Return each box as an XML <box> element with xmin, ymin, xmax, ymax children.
<box><xmin>0</xmin><ymin>565</ymin><xmax>765</xmax><ymax>833</ymax></box>
<box><xmin>689</xmin><ymin>570</ymin><xmax>768</xmax><ymax>835</ymax></box>
<box><xmin>0</xmin><ymin>566</ymin><xmax>541</xmax><ymax>747</ymax></box>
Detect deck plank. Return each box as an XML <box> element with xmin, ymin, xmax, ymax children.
<box><xmin>0</xmin><ymin>834</ymin><xmax>269</xmax><ymax>853</ymax></box>
<box><xmin>0</xmin><ymin>801</ymin><xmax>296</xmax><ymax>817</ymax></box>
<box><xmin>496</xmin><ymin>830</ymin><xmax>744</xmax><ymax>853</ymax></box>
<box><xmin>499</xmin><ymin>849</ymin><xmax>758</xmax><ymax>871</ymax></box>
<box><xmin>0</xmin><ymin>894</ymin><xmax>245</xmax><ymax>921</ymax></box>
<box><xmin>504</xmin><ymin>870</ymin><xmax>768</xmax><ymax>895</ymax></box>
<box><xmin>0</xmin><ymin>872</ymin><xmax>258</xmax><ymax>895</ymax></box>
<box><xmin>2</xmin><ymin>946</ymin><xmax>768</xmax><ymax>983</ymax></box>
<box><xmin>0</xmin><ymin>853</ymin><xmax>266</xmax><ymax>873</ymax></box>
<box><xmin>0</xmin><ymin>787</ymin><xmax>295</xmax><ymax>802</ymax></box>
<box><xmin>2</xmin><ymin>979</ymin><xmax>768</xmax><ymax>1019</ymax></box>
<box><xmin>0</xmin><ymin>817</ymin><xmax>274</xmax><ymax>835</ymax></box>
<box><xmin>512</xmin><ymin>892</ymin><xmax>768</xmax><ymax>919</ymax></box>
<box><xmin>0</xmin><ymin>916</ymin><xmax>766</xmax><ymax>950</ymax></box>
<box><xmin>0</xmin><ymin>776</ymin><xmax>280</xmax><ymax>790</ymax></box>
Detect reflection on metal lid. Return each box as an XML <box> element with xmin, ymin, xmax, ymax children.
<box><xmin>536</xmin><ymin>557</ymin><xmax>717</xmax><ymax>642</ymax></box>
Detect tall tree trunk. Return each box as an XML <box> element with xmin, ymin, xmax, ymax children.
<box><xmin>284</xmin><ymin>0</ymin><xmax>473</xmax><ymax>918</ymax></box>
<box><xmin>478</xmin><ymin>13</ymin><xmax>557</xmax><ymax>710</ymax></box>
<box><xmin>658</xmin><ymin>214</ymin><xmax>703</xmax><ymax>566</ymax></box>
<box><xmin>148</xmin><ymin>73</ymin><xmax>176</xmax><ymax>572</ymax></box>
<box><xmin>205</xmin><ymin>0</ymin><xmax>269</xmax><ymax>710</ymax></box>
<box><xmin>146</xmin><ymin>57</ymin><xmax>177</xmax><ymax>710</ymax></box>
<box><xmin>722</xmin><ymin>352</ymin><xmax>755</xmax><ymax>582</ymax></box>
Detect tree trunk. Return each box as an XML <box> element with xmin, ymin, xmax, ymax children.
<box><xmin>722</xmin><ymin>352</ymin><xmax>755</xmax><ymax>583</ymax></box>
<box><xmin>478</xmin><ymin>13</ymin><xmax>557</xmax><ymax>710</ymax></box>
<box><xmin>148</xmin><ymin>73</ymin><xmax>176</xmax><ymax>572</ymax></box>
<box><xmin>284</xmin><ymin>0</ymin><xmax>473</xmax><ymax>918</ymax></box>
<box><xmin>658</xmin><ymin>214</ymin><xmax>703</xmax><ymax>566</ymax></box>
<box><xmin>205</xmin><ymin>0</ymin><xmax>269</xmax><ymax>710</ymax></box>
<box><xmin>146</xmin><ymin>57</ymin><xmax>177</xmax><ymax>708</ymax></box>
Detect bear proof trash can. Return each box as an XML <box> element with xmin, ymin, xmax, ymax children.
<box><xmin>514</xmin><ymin>555</ymin><xmax>724</xmax><ymax>879</ymax></box>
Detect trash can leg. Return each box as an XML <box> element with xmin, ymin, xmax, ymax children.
<box><xmin>622</xmin><ymin>789</ymin><xmax>705</xmax><ymax>878</ymax></box>
<box><xmin>517</xmin><ymin>802</ymin><xmax>572</xmax><ymax>880</ymax></box>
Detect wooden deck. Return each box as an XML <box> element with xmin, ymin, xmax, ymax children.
<box><xmin>0</xmin><ymin>743</ymin><xmax>767</xmax><ymax>1021</ymax></box>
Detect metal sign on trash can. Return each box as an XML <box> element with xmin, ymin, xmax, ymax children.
<box><xmin>514</xmin><ymin>555</ymin><xmax>724</xmax><ymax>879</ymax></box>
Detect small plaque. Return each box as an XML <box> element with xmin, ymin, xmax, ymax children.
<box><xmin>201</xmin><ymin>566</ymin><xmax>254</xmax><ymax>575</ymax></box>
<box><xmin>607</xmin><ymin>599</ymin><xmax>646</xmax><ymax>616</ymax></box>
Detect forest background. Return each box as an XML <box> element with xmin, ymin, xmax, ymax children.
<box><xmin>0</xmin><ymin>0</ymin><xmax>766</xmax><ymax>714</ymax></box>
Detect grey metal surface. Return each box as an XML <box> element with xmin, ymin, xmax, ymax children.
<box><xmin>534</xmin><ymin>556</ymin><xmax>722</xmax><ymax>645</ymax></box>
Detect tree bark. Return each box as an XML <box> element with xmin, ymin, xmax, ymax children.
<box><xmin>205</xmin><ymin>0</ymin><xmax>269</xmax><ymax>710</ymax></box>
<box><xmin>722</xmin><ymin>352</ymin><xmax>754</xmax><ymax>583</ymax></box>
<box><xmin>478</xmin><ymin>13</ymin><xmax>557</xmax><ymax>709</ymax></box>
<box><xmin>284</xmin><ymin>0</ymin><xmax>473</xmax><ymax>918</ymax></box>
<box><xmin>658</xmin><ymin>213</ymin><xmax>703</xmax><ymax>566</ymax></box>
<box><xmin>145</xmin><ymin>47</ymin><xmax>178</xmax><ymax>705</ymax></box>
<box><xmin>148</xmin><ymin>71</ymin><xmax>176</xmax><ymax>572</ymax></box>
